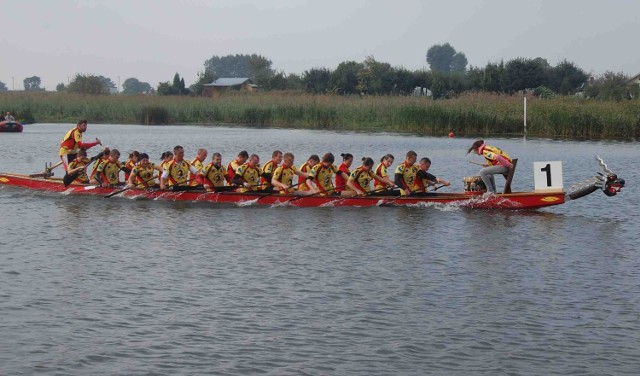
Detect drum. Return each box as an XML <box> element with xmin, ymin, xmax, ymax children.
<box><xmin>463</xmin><ymin>176</ymin><xmax>486</xmax><ymax>193</ymax></box>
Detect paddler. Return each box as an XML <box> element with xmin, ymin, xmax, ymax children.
<box><xmin>467</xmin><ymin>139</ymin><xmax>513</xmax><ymax>194</ymax></box>
<box><xmin>394</xmin><ymin>150</ymin><xmax>419</xmax><ymax>195</ymax></box>
<box><xmin>127</xmin><ymin>153</ymin><xmax>162</xmax><ymax>188</ymax></box>
<box><xmin>374</xmin><ymin>154</ymin><xmax>396</xmax><ymax>192</ymax></box>
<box><xmin>58</xmin><ymin>120</ymin><xmax>102</xmax><ymax>172</ymax></box>
<box><xmin>91</xmin><ymin>149</ymin><xmax>123</xmax><ymax>187</ymax></box>
<box><xmin>412</xmin><ymin>157</ymin><xmax>450</xmax><ymax>195</ymax></box>
<box><xmin>271</xmin><ymin>152</ymin><xmax>311</xmax><ymax>195</ymax></box>
<box><xmin>66</xmin><ymin>149</ymin><xmax>91</xmax><ymax>184</ymax></box>
<box><xmin>306</xmin><ymin>152</ymin><xmax>349</xmax><ymax>195</ymax></box>
<box><xmin>199</xmin><ymin>152</ymin><xmax>227</xmax><ymax>191</ymax></box>
<box><xmin>260</xmin><ymin>150</ymin><xmax>283</xmax><ymax>192</ymax></box>
<box><xmin>233</xmin><ymin>154</ymin><xmax>261</xmax><ymax>192</ymax></box>
<box><xmin>189</xmin><ymin>148</ymin><xmax>208</xmax><ymax>186</ymax></box>
<box><xmin>225</xmin><ymin>150</ymin><xmax>249</xmax><ymax>184</ymax></box>
<box><xmin>160</xmin><ymin>145</ymin><xmax>200</xmax><ymax>190</ymax></box>
<box><xmin>123</xmin><ymin>151</ymin><xmax>139</xmax><ymax>182</ymax></box>
<box><xmin>335</xmin><ymin>153</ymin><xmax>353</xmax><ymax>194</ymax></box>
<box><xmin>344</xmin><ymin>157</ymin><xmax>391</xmax><ymax>196</ymax></box>
<box><xmin>297</xmin><ymin>154</ymin><xmax>320</xmax><ymax>194</ymax></box>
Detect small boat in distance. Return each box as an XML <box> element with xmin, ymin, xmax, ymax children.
<box><xmin>0</xmin><ymin>120</ymin><xmax>23</xmax><ymax>133</ymax></box>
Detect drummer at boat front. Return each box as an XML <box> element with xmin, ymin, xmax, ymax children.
<box><xmin>467</xmin><ymin>139</ymin><xmax>513</xmax><ymax>194</ymax></box>
<box><xmin>160</xmin><ymin>145</ymin><xmax>200</xmax><ymax>190</ymax></box>
<box><xmin>58</xmin><ymin>119</ymin><xmax>102</xmax><ymax>172</ymax></box>
<box><xmin>412</xmin><ymin>157</ymin><xmax>450</xmax><ymax>195</ymax></box>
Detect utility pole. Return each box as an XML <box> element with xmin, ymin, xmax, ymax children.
<box><xmin>12</xmin><ymin>76</ymin><xmax>14</xmax><ymax>91</ymax></box>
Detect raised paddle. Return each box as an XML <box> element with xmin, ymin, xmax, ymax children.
<box><xmin>468</xmin><ymin>160</ymin><xmax>485</xmax><ymax>166</ymax></box>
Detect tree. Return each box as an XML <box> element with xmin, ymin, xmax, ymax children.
<box><xmin>585</xmin><ymin>71</ymin><xmax>638</xmax><ymax>101</ymax></box>
<box><xmin>547</xmin><ymin>60</ymin><xmax>588</xmax><ymax>95</ymax></box>
<box><xmin>23</xmin><ymin>76</ymin><xmax>42</xmax><ymax>91</ymax></box>
<box><xmin>0</xmin><ymin>81</ymin><xmax>7</xmax><ymax>91</ymax></box>
<box><xmin>122</xmin><ymin>77</ymin><xmax>153</xmax><ymax>94</ymax></box>
<box><xmin>56</xmin><ymin>83</ymin><xmax>65</xmax><ymax>92</ymax></box>
<box><xmin>330</xmin><ymin>61</ymin><xmax>362</xmax><ymax>94</ymax></box>
<box><xmin>302</xmin><ymin>68</ymin><xmax>332</xmax><ymax>93</ymax></box>
<box><xmin>503</xmin><ymin>58</ymin><xmax>546</xmax><ymax>93</ymax></box>
<box><xmin>67</xmin><ymin>74</ymin><xmax>110</xmax><ymax>95</ymax></box>
<box><xmin>357</xmin><ymin>56</ymin><xmax>392</xmax><ymax>95</ymax></box>
<box><xmin>426</xmin><ymin>43</ymin><xmax>467</xmax><ymax>73</ymax></box>
<box><xmin>159</xmin><ymin>73</ymin><xmax>189</xmax><ymax>96</ymax></box>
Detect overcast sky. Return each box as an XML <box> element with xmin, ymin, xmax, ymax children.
<box><xmin>1</xmin><ymin>0</ymin><xmax>639</xmax><ymax>90</ymax></box>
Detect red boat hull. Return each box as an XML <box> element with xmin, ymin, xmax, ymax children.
<box><xmin>0</xmin><ymin>121</ymin><xmax>23</xmax><ymax>132</ymax></box>
<box><xmin>0</xmin><ymin>173</ymin><xmax>567</xmax><ymax>210</ymax></box>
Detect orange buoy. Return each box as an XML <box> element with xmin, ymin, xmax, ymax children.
<box><xmin>448</xmin><ymin>132</ymin><xmax>454</xmax><ymax>138</ymax></box>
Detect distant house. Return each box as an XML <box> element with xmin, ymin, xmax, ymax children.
<box><xmin>626</xmin><ymin>72</ymin><xmax>640</xmax><ymax>86</ymax></box>
<box><xmin>202</xmin><ymin>78</ymin><xmax>257</xmax><ymax>96</ymax></box>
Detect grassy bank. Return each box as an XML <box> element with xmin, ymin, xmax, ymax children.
<box><xmin>1</xmin><ymin>91</ymin><xmax>638</xmax><ymax>139</ymax></box>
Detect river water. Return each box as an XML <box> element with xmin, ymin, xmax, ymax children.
<box><xmin>0</xmin><ymin>123</ymin><xmax>638</xmax><ymax>375</ymax></box>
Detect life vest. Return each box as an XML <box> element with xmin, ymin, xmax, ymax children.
<box><xmin>481</xmin><ymin>145</ymin><xmax>511</xmax><ymax>166</ymax></box>
<box><xmin>59</xmin><ymin>127</ymin><xmax>81</xmax><ymax>155</ymax></box>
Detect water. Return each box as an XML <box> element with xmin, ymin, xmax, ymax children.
<box><xmin>1</xmin><ymin>123</ymin><xmax>638</xmax><ymax>375</ymax></box>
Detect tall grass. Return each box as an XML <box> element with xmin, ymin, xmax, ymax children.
<box><xmin>1</xmin><ymin>91</ymin><xmax>638</xmax><ymax>139</ymax></box>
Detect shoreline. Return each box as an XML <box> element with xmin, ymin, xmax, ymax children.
<box><xmin>2</xmin><ymin>91</ymin><xmax>638</xmax><ymax>140</ymax></box>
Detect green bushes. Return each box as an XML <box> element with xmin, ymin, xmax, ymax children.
<box><xmin>0</xmin><ymin>91</ymin><xmax>637</xmax><ymax>139</ymax></box>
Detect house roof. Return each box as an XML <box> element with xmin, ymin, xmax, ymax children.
<box><xmin>626</xmin><ymin>72</ymin><xmax>640</xmax><ymax>84</ymax></box>
<box><xmin>204</xmin><ymin>78</ymin><xmax>253</xmax><ymax>87</ymax></box>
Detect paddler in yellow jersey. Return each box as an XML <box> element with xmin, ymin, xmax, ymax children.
<box><xmin>271</xmin><ymin>152</ymin><xmax>311</xmax><ymax>195</ymax></box>
<box><xmin>127</xmin><ymin>153</ymin><xmax>162</xmax><ymax>188</ymax></box>
<box><xmin>123</xmin><ymin>151</ymin><xmax>139</xmax><ymax>183</ymax></box>
<box><xmin>92</xmin><ymin>149</ymin><xmax>123</xmax><ymax>187</ymax></box>
<box><xmin>189</xmin><ymin>148</ymin><xmax>208</xmax><ymax>186</ymax></box>
<box><xmin>467</xmin><ymin>139</ymin><xmax>513</xmax><ymax>194</ymax></box>
<box><xmin>413</xmin><ymin>157</ymin><xmax>450</xmax><ymax>195</ymax></box>
<box><xmin>260</xmin><ymin>150</ymin><xmax>283</xmax><ymax>192</ymax></box>
<box><xmin>345</xmin><ymin>157</ymin><xmax>392</xmax><ymax>196</ymax></box>
<box><xmin>374</xmin><ymin>154</ymin><xmax>396</xmax><ymax>192</ymax></box>
<box><xmin>225</xmin><ymin>150</ymin><xmax>249</xmax><ymax>185</ymax></box>
<box><xmin>160</xmin><ymin>145</ymin><xmax>200</xmax><ymax>189</ymax></box>
<box><xmin>199</xmin><ymin>152</ymin><xmax>227</xmax><ymax>191</ymax></box>
<box><xmin>67</xmin><ymin>149</ymin><xmax>90</xmax><ymax>184</ymax></box>
<box><xmin>233</xmin><ymin>154</ymin><xmax>261</xmax><ymax>192</ymax></box>
<box><xmin>89</xmin><ymin>147</ymin><xmax>111</xmax><ymax>183</ymax></box>
<box><xmin>394</xmin><ymin>150</ymin><xmax>419</xmax><ymax>196</ymax></box>
<box><xmin>298</xmin><ymin>154</ymin><xmax>320</xmax><ymax>193</ymax></box>
<box><xmin>306</xmin><ymin>152</ymin><xmax>349</xmax><ymax>195</ymax></box>
<box><xmin>58</xmin><ymin>119</ymin><xmax>102</xmax><ymax>172</ymax></box>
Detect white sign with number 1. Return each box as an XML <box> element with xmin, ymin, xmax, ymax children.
<box><xmin>533</xmin><ymin>161</ymin><xmax>563</xmax><ymax>190</ymax></box>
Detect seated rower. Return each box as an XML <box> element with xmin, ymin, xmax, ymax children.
<box><xmin>373</xmin><ymin>154</ymin><xmax>396</xmax><ymax>194</ymax></box>
<box><xmin>233</xmin><ymin>154</ymin><xmax>261</xmax><ymax>192</ymax></box>
<box><xmin>67</xmin><ymin>149</ymin><xmax>91</xmax><ymax>184</ymax></box>
<box><xmin>335</xmin><ymin>153</ymin><xmax>353</xmax><ymax>194</ymax></box>
<box><xmin>190</xmin><ymin>148</ymin><xmax>208</xmax><ymax>186</ymax></box>
<box><xmin>271</xmin><ymin>152</ymin><xmax>311</xmax><ymax>196</ymax></box>
<box><xmin>91</xmin><ymin>148</ymin><xmax>123</xmax><ymax>187</ymax></box>
<box><xmin>159</xmin><ymin>145</ymin><xmax>200</xmax><ymax>190</ymax></box>
<box><xmin>412</xmin><ymin>157</ymin><xmax>450</xmax><ymax>195</ymax></box>
<box><xmin>159</xmin><ymin>151</ymin><xmax>173</xmax><ymax>175</ymax></box>
<box><xmin>306</xmin><ymin>152</ymin><xmax>349</xmax><ymax>196</ymax></box>
<box><xmin>344</xmin><ymin>157</ymin><xmax>392</xmax><ymax>196</ymax></box>
<box><xmin>225</xmin><ymin>150</ymin><xmax>249</xmax><ymax>185</ymax></box>
<box><xmin>126</xmin><ymin>153</ymin><xmax>162</xmax><ymax>188</ymax></box>
<box><xmin>123</xmin><ymin>151</ymin><xmax>139</xmax><ymax>182</ymax></box>
<box><xmin>199</xmin><ymin>152</ymin><xmax>227</xmax><ymax>191</ymax></box>
<box><xmin>260</xmin><ymin>150</ymin><xmax>283</xmax><ymax>192</ymax></box>
<box><xmin>394</xmin><ymin>150</ymin><xmax>419</xmax><ymax>195</ymax></box>
<box><xmin>298</xmin><ymin>154</ymin><xmax>320</xmax><ymax>194</ymax></box>
<box><xmin>89</xmin><ymin>147</ymin><xmax>111</xmax><ymax>183</ymax></box>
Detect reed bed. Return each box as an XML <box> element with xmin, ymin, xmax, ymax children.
<box><xmin>1</xmin><ymin>91</ymin><xmax>638</xmax><ymax>139</ymax></box>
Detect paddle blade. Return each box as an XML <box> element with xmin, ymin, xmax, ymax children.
<box><xmin>63</xmin><ymin>171</ymin><xmax>80</xmax><ymax>187</ymax></box>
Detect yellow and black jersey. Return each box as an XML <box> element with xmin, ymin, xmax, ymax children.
<box><xmin>308</xmin><ymin>163</ymin><xmax>339</xmax><ymax>194</ymax></box>
<box><xmin>394</xmin><ymin>162</ymin><xmax>419</xmax><ymax>194</ymax></box>
<box><xmin>164</xmin><ymin>159</ymin><xmax>194</xmax><ymax>187</ymax></box>
<box><xmin>234</xmin><ymin>163</ymin><xmax>261</xmax><ymax>192</ymax></box>
<box><xmin>97</xmin><ymin>160</ymin><xmax>123</xmax><ymax>185</ymax></box>
<box><xmin>374</xmin><ymin>163</ymin><xmax>389</xmax><ymax>190</ymax></box>
<box><xmin>201</xmin><ymin>163</ymin><xmax>227</xmax><ymax>187</ymax></box>
<box><xmin>131</xmin><ymin>164</ymin><xmax>157</xmax><ymax>187</ymax></box>
<box><xmin>349</xmin><ymin>166</ymin><xmax>374</xmax><ymax>193</ymax></box>
<box><xmin>68</xmin><ymin>157</ymin><xmax>90</xmax><ymax>184</ymax></box>
<box><xmin>273</xmin><ymin>165</ymin><xmax>299</xmax><ymax>193</ymax></box>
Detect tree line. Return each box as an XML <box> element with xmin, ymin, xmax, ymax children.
<box><xmin>1</xmin><ymin>44</ymin><xmax>637</xmax><ymax>101</ymax></box>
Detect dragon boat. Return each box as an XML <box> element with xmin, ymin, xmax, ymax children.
<box><xmin>0</xmin><ymin>157</ymin><xmax>624</xmax><ymax>210</ymax></box>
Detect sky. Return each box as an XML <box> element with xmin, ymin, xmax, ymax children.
<box><xmin>1</xmin><ymin>0</ymin><xmax>639</xmax><ymax>91</ymax></box>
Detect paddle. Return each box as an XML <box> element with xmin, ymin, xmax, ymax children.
<box><xmin>256</xmin><ymin>181</ymin><xmax>304</xmax><ymax>200</ymax></box>
<box><xmin>388</xmin><ymin>184</ymin><xmax>446</xmax><ymax>199</ymax></box>
<box><xmin>468</xmin><ymin>160</ymin><xmax>485</xmax><ymax>166</ymax></box>
<box><xmin>283</xmin><ymin>184</ymin><xmax>348</xmax><ymax>203</ymax></box>
<box><xmin>63</xmin><ymin>152</ymin><xmax>105</xmax><ymax>187</ymax></box>
<box><xmin>104</xmin><ymin>175</ymin><xmax>158</xmax><ymax>198</ymax></box>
